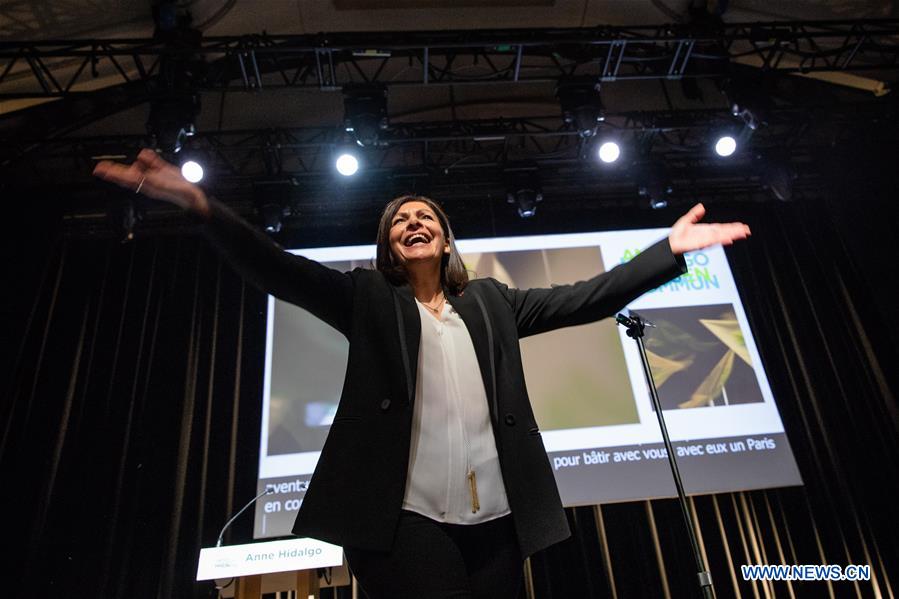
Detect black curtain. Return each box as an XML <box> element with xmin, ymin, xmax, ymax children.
<box><xmin>3</xmin><ymin>187</ymin><xmax>897</xmax><ymax>598</ymax></box>
<box><xmin>3</xmin><ymin>216</ymin><xmax>269</xmax><ymax>598</ymax></box>
<box><xmin>527</xmin><ymin>192</ymin><xmax>899</xmax><ymax>599</ymax></box>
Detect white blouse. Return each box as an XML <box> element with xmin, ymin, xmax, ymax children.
<box><xmin>401</xmin><ymin>299</ymin><xmax>511</xmax><ymax>524</ymax></box>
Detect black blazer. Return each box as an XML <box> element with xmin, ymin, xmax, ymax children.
<box><xmin>203</xmin><ymin>200</ymin><xmax>687</xmax><ymax>559</ymax></box>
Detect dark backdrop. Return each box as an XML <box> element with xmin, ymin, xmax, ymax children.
<box><xmin>2</xmin><ymin>171</ymin><xmax>897</xmax><ymax>598</ymax></box>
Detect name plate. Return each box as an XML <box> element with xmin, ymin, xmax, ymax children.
<box><xmin>196</xmin><ymin>538</ymin><xmax>343</xmax><ymax>580</ymax></box>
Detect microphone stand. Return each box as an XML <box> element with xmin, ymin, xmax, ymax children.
<box><xmin>616</xmin><ymin>312</ymin><xmax>715</xmax><ymax>599</ymax></box>
<box><xmin>216</xmin><ymin>488</ymin><xmax>274</xmax><ymax>547</ymax></box>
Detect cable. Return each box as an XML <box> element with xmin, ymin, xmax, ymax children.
<box><xmin>650</xmin><ymin>0</ymin><xmax>687</xmax><ymax>23</ymax></box>
<box><xmin>194</xmin><ymin>0</ymin><xmax>237</xmax><ymax>31</ymax></box>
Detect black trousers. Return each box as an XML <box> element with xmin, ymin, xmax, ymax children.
<box><xmin>344</xmin><ymin>510</ymin><xmax>523</xmax><ymax>599</ymax></box>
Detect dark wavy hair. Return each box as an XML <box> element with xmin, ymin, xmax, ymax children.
<box><xmin>375</xmin><ymin>195</ymin><xmax>469</xmax><ymax>295</ymax></box>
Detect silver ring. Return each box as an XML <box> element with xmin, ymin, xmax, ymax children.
<box><xmin>135</xmin><ymin>175</ymin><xmax>146</xmax><ymax>194</ymax></box>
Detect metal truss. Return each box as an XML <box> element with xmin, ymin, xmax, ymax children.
<box><xmin>12</xmin><ymin>99</ymin><xmax>893</xmax><ymax>176</ymax></box>
<box><xmin>2</xmin><ymin>19</ymin><xmax>898</xmax><ymax>99</ymax></box>
<box><xmin>9</xmin><ymin>97</ymin><xmax>894</xmax><ymax>220</ymax></box>
<box><xmin>24</xmin><ymin>98</ymin><xmax>896</xmax><ymax>238</ymax></box>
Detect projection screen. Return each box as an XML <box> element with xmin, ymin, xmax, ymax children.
<box><xmin>252</xmin><ymin>228</ymin><xmax>802</xmax><ymax>539</ymax></box>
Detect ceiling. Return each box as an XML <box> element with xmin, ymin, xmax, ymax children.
<box><xmin>1</xmin><ymin>1</ymin><xmax>898</xmax><ymax>238</ymax></box>
<box><xmin>4</xmin><ymin>0</ymin><xmax>897</xmax><ymax>41</ymax></box>
<box><xmin>4</xmin><ymin>0</ymin><xmax>895</xmax><ymax>122</ymax></box>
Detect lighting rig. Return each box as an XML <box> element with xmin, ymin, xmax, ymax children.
<box><xmin>343</xmin><ymin>84</ymin><xmax>389</xmax><ymax>148</ymax></box>
<box><xmin>505</xmin><ymin>164</ymin><xmax>543</xmax><ymax>218</ymax></box>
<box><xmin>637</xmin><ymin>161</ymin><xmax>674</xmax><ymax>210</ymax></box>
<box><xmin>557</xmin><ymin>76</ymin><xmax>605</xmax><ymax>138</ymax></box>
<box><xmin>1</xmin><ymin>19</ymin><xmax>897</xmax><ymax>234</ymax></box>
<box><xmin>4</xmin><ymin>20</ymin><xmax>897</xmax><ymax>99</ymax></box>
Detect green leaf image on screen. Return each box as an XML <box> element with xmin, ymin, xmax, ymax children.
<box><xmin>640</xmin><ymin>304</ymin><xmax>763</xmax><ymax>410</ymax></box>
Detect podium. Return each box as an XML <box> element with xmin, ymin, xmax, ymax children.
<box><xmin>197</xmin><ymin>537</ymin><xmax>347</xmax><ymax>598</ymax></box>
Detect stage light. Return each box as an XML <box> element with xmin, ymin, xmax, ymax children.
<box><xmin>598</xmin><ymin>141</ymin><xmax>621</xmax><ymax>163</ymax></box>
<box><xmin>715</xmin><ymin>135</ymin><xmax>737</xmax><ymax>157</ymax></box>
<box><xmin>756</xmin><ymin>152</ymin><xmax>796</xmax><ymax>202</ymax></box>
<box><xmin>181</xmin><ymin>159</ymin><xmax>204</xmax><ymax>183</ymax></box>
<box><xmin>726</xmin><ymin>88</ymin><xmax>768</xmax><ymax>132</ymax></box>
<box><xmin>766</xmin><ymin>162</ymin><xmax>795</xmax><ymax>202</ymax></box>
<box><xmin>253</xmin><ymin>181</ymin><xmax>294</xmax><ymax>235</ymax></box>
<box><xmin>637</xmin><ymin>162</ymin><xmax>672</xmax><ymax>210</ymax></box>
<box><xmin>343</xmin><ymin>84</ymin><xmax>389</xmax><ymax>147</ymax></box>
<box><xmin>505</xmin><ymin>165</ymin><xmax>543</xmax><ymax>218</ymax></box>
<box><xmin>336</xmin><ymin>152</ymin><xmax>360</xmax><ymax>176</ymax></box>
<box><xmin>261</xmin><ymin>203</ymin><xmax>283</xmax><ymax>234</ymax></box>
<box><xmin>557</xmin><ymin>76</ymin><xmax>605</xmax><ymax>138</ymax></box>
<box><xmin>509</xmin><ymin>188</ymin><xmax>542</xmax><ymax>218</ymax></box>
<box><xmin>146</xmin><ymin>93</ymin><xmax>200</xmax><ymax>154</ymax></box>
<box><xmin>107</xmin><ymin>197</ymin><xmax>142</xmax><ymax>242</ymax></box>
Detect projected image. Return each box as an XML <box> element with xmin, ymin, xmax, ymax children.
<box><xmin>255</xmin><ymin>231</ymin><xmax>802</xmax><ymax>539</ymax></box>
<box><xmin>266</xmin><ymin>259</ymin><xmax>357</xmax><ymax>456</ymax></box>
<box><xmin>637</xmin><ymin>303</ymin><xmax>764</xmax><ymax>410</ymax></box>
<box><xmin>463</xmin><ymin>246</ymin><xmax>638</xmax><ymax>430</ymax></box>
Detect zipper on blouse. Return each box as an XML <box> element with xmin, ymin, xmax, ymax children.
<box><xmin>467</xmin><ymin>470</ymin><xmax>480</xmax><ymax>513</ymax></box>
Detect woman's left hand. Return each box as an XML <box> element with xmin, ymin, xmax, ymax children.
<box><xmin>668</xmin><ymin>203</ymin><xmax>751</xmax><ymax>255</ymax></box>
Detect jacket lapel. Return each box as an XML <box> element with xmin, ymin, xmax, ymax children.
<box><xmin>447</xmin><ymin>290</ymin><xmax>498</xmax><ymax>425</ymax></box>
<box><xmin>392</xmin><ymin>284</ymin><xmax>497</xmax><ymax>424</ymax></box>
<box><xmin>392</xmin><ymin>284</ymin><xmax>421</xmax><ymax>405</ymax></box>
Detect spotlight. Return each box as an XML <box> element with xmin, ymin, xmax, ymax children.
<box><xmin>261</xmin><ymin>203</ymin><xmax>283</xmax><ymax>234</ymax></box>
<box><xmin>648</xmin><ymin>196</ymin><xmax>669</xmax><ymax>210</ymax></box>
<box><xmin>335</xmin><ymin>152</ymin><xmax>360</xmax><ymax>177</ymax></box>
<box><xmin>597</xmin><ymin>141</ymin><xmax>621</xmax><ymax>164</ymax></box>
<box><xmin>505</xmin><ymin>165</ymin><xmax>543</xmax><ymax>218</ymax></box>
<box><xmin>146</xmin><ymin>93</ymin><xmax>200</xmax><ymax>154</ymax></box>
<box><xmin>343</xmin><ymin>84</ymin><xmax>388</xmax><ymax>147</ymax></box>
<box><xmin>637</xmin><ymin>163</ymin><xmax>672</xmax><ymax>210</ymax></box>
<box><xmin>253</xmin><ymin>181</ymin><xmax>294</xmax><ymax>235</ymax></box>
<box><xmin>509</xmin><ymin>188</ymin><xmax>542</xmax><ymax>218</ymax></box>
<box><xmin>714</xmin><ymin>135</ymin><xmax>737</xmax><ymax>157</ymax></box>
<box><xmin>722</xmin><ymin>77</ymin><xmax>770</xmax><ymax>131</ymax></box>
<box><xmin>730</xmin><ymin>97</ymin><xmax>765</xmax><ymax>132</ymax></box>
<box><xmin>766</xmin><ymin>163</ymin><xmax>795</xmax><ymax>202</ymax></box>
<box><xmin>107</xmin><ymin>197</ymin><xmax>143</xmax><ymax>242</ymax></box>
<box><xmin>756</xmin><ymin>152</ymin><xmax>796</xmax><ymax>202</ymax></box>
<box><xmin>557</xmin><ymin>76</ymin><xmax>604</xmax><ymax>138</ymax></box>
<box><xmin>180</xmin><ymin>159</ymin><xmax>204</xmax><ymax>183</ymax></box>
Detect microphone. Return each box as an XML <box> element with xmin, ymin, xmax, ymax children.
<box><xmin>216</xmin><ymin>488</ymin><xmax>276</xmax><ymax>547</ymax></box>
<box><xmin>615</xmin><ymin>313</ymin><xmax>635</xmax><ymax>328</ymax></box>
<box><xmin>615</xmin><ymin>311</ymin><xmax>657</xmax><ymax>329</ymax></box>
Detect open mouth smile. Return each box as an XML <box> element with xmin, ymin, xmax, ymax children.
<box><xmin>404</xmin><ymin>234</ymin><xmax>431</xmax><ymax>246</ymax></box>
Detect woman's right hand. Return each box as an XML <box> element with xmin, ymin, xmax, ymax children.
<box><xmin>93</xmin><ymin>148</ymin><xmax>210</xmax><ymax>216</ymax></box>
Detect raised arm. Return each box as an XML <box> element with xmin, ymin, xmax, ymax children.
<box><xmin>490</xmin><ymin>202</ymin><xmax>750</xmax><ymax>338</ymax></box>
<box><xmin>492</xmin><ymin>238</ymin><xmax>687</xmax><ymax>338</ymax></box>
<box><xmin>93</xmin><ymin>149</ymin><xmax>354</xmax><ymax>336</ymax></box>
<box><xmin>668</xmin><ymin>203</ymin><xmax>750</xmax><ymax>254</ymax></box>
